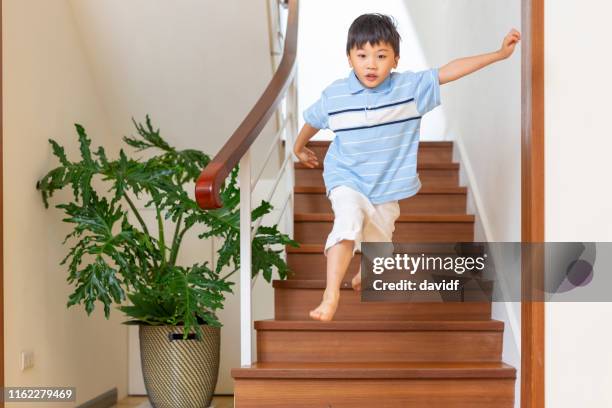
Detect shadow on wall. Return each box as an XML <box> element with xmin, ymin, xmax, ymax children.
<box><xmin>403</xmin><ymin>0</ymin><xmax>522</xmax><ymax>243</ymax></box>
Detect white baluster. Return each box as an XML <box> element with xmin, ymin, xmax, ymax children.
<box><xmin>239</xmin><ymin>150</ymin><xmax>252</xmax><ymax>366</ymax></box>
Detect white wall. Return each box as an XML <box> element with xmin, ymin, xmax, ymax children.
<box><xmin>4</xmin><ymin>0</ymin><xmax>280</xmax><ymax>399</ymax></box>
<box><xmin>68</xmin><ymin>0</ymin><xmax>279</xmax><ymax>171</ymax></box>
<box><xmin>68</xmin><ymin>0</ymin><xmax>277</xmax><ymax>395</ymax></box>
<box><xmin>403</xmin><ymin>0</ymin><xmax>522</xmax><ymax>242</ymax></box>
<box><xmin>3</xmin><ymin>0</ymin><xmax>128</xmax><ymax>405</ymax></box>
<box><xmin>545</xmin><ymin>0</ymin><xmax>612</xmax><ymax>406</ymax></box>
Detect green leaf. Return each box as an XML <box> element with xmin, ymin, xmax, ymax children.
<box><xmin>37</xmin><ymin>116</ymin><xmax>295</xmax><ymax>338</ymax></box>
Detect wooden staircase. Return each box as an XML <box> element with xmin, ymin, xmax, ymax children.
<box><xmin>232</xmin><ymin>140</ymin><xmax>517</xmax><ymax>407</ymax></box>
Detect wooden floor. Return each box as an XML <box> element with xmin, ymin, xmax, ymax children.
<box><xmin>116</xmin><ymin>395</ymin><xmax>233</xmax><ymax>408</ymax></box>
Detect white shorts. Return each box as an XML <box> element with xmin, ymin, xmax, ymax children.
<box><xmin>324</xmin><ymin>185</ymin><xmax>401</xmax><ymax>257</ymax></box>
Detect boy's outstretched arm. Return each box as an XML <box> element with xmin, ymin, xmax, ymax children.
<box><xmin>438</xmin><ymin>29</ymin><xmax>521</xmax><ymax>85</ymax></box>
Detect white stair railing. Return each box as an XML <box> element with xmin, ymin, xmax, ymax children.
<box><xmin>195</xmin><ymin>0</ymin><xmax>299</xmax><ymax>367</ymax></box>
<box><xmin>239</xmin><ymin>77</ymin><xmax>298</xmax><ymax>365</ymax></box>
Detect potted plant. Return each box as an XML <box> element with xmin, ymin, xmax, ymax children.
<box><xmin>36</xmin><ymin>116</ymin><xmax>298</xmax><ymax>408</ymax></box>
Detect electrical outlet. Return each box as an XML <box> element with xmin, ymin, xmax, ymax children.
<box><xmin>20</xmin><ymin>351</ymin><xmax>34</xmax><ymax>371</ymax></box>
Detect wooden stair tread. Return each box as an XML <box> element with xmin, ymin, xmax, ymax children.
<box><xmin>294</xmin><ymin>185</ymin><xmax>467</xmax><ymax>194</ymax></box>
<box><xmin>303</xmin><ymin>140</ymin><xmax>453</xmax><ymax>148</ymax></box>
<box><xmin>294</xmin><ymin>213</ymin><xmax>475</xmax><ymax>223</ymax></box>
<box><xmin>232</xmin><ymin>361</ymin><xmax>516</xmax><ymax>379</ymax></box>
<box><xmin>274</xmin><ymin>279</ymin><xmax>355</xmax><ymax>289</ymax></box>
<box><xmin>274</xmin><ymin>279</ymin><xmax>363</xmax><ymax>289</ymax></box>
<box><xmin>287</xmin><ymin>244</ymin><xmax>477</xmax><ymax>254</ymax></box>
<box><xmin>295</xmin><ymin>162</ymin><xmax>459</xmax><ymax>170</ymax></box>
<box><xmin>254</xmin><ymin>319</ymin><xmax>503</xmax><ymax>331</ymax></box>
<box><xmin>287</xmin><ymin>243</ymin><xmax>328</xmax><ymax>253</ymax></box>
<box><xmin>273</xmin><ymin>279</ymin><xmax>491</xmax><ymax>290</ymax></box>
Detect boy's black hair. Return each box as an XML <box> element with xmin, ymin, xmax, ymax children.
<box><xmin>346</xmin><ymin>14</ymin><xmax>401</xmax><ymax>56</ymax></box>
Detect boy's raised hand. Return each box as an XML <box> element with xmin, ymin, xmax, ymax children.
<box><xmin>439</xmin><ymin>28</ymin><xmax>521</xmax><ymax>85</ymax></box>
<box><xmin>498</xmin><ymin>29</ymin><xmax>521</xmax><ymax>59</ymax></box>
<box><xmin>294</xmin><ymin>146</ymin><xmax>319</xmax><ymax>168</ymax></box>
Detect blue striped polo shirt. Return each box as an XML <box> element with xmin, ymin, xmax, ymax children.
<box><xmin>303</xmin><ymin>68</ymin><xmax>441</xmax><ymax>205</ymax></box>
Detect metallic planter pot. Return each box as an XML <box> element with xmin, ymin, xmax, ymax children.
<box><xmin>139</xmin><ymin>324</ymin><xmax>221</xmax><ymax>408</ymax></box>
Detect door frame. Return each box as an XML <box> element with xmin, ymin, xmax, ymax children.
<box><xmin>521</xmin><ymin>0</ymin><xmax>545</xmax><ymax>406</ymax></box>
<box><xmin>0</xmin><ymin>0</ymin><xmax>544</xmax><ymax>406</ymax></box>
<box><xmin>1</xmin><ymin>1</ymin><xmax>5</xmax><ymax>406</ymax></box>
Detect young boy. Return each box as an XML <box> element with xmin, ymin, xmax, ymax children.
<box><xmin>293</xmin><ymin>14</ymin><xmax>520</xmax><ymax>321</ymax></box>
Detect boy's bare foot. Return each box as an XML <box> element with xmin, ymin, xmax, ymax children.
<box><xmin>309</xmin><ymin>289</ymin><xmax>340</xmax><ymax>321</ymax></box>
<box><xmin>351</xmin><ymin>270</ymin><xmax>361</xmax><ymax>291</ymax></box>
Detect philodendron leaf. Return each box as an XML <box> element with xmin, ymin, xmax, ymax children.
<box><xmin>39</xmin><ymin>116</ymin><xmax>295</xmax><ymax>340</ymax></box>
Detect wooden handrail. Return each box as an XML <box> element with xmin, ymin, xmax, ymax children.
<box><xmin>195</xmin><ymin>0</ymin><xmax>299</xmax><ymax>209</ymax></box>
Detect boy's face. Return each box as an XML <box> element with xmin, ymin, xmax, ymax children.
<box><xmin>347</xmin><ymin>41</ymin><xmax>399</xmax><ymax>89</ymax></box>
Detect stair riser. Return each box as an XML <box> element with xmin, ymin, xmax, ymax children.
<box><xmin>257</xmin><ymin>330</ymin><xmax>502</xmax><ymax>363</ymax></box>
<box><xmin>309</xmin><ymin>145</ymin><xmax>453</xmax><ymax>164</ymax></box>
<box><xmin>234</xmin><ymin>378</ymin><xmax>515</xmax><ymax>408</ymax></box>
<box><xmin>287</xmin><ymin>253</ymin><xmax>361</xmax><ymax>280</ymax></box>
<box><xmin>275</xmin><ymin>288</ymin><xmax>492</xmax><ymax>321</ymax></box>
<box><xmin>287</xmin><ymin>253</ymin><xmax>484</xmax><ymax>281</ymax></box>
<box><xmin>295</xmin><ymin>168</ymin><xmax>459</xmax><ymax>188</ymax></box>
<box><xmin>295</xmin><ymin>191</ymin><xmax>467</xmax><ymax>213</ymax></box>
<box><xmin>294</xmin><ymin>221</ymin><xmax>474</xmax><ymax>243</ymax></box>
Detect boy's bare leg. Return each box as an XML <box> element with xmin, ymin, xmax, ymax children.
<box><xmin>351</xmin><ymin>241</ymin><xmax>394</xmax><ymax>292</ymax></box>
<box><xmin>309</xmin><ymin>240</ymin><xmax>354</xmax><ymax>321</ymax></box>
<box><xmin>351</xmin><ymin>266</ymin><xmax>362</xmax><ymax>291</ymax></box>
